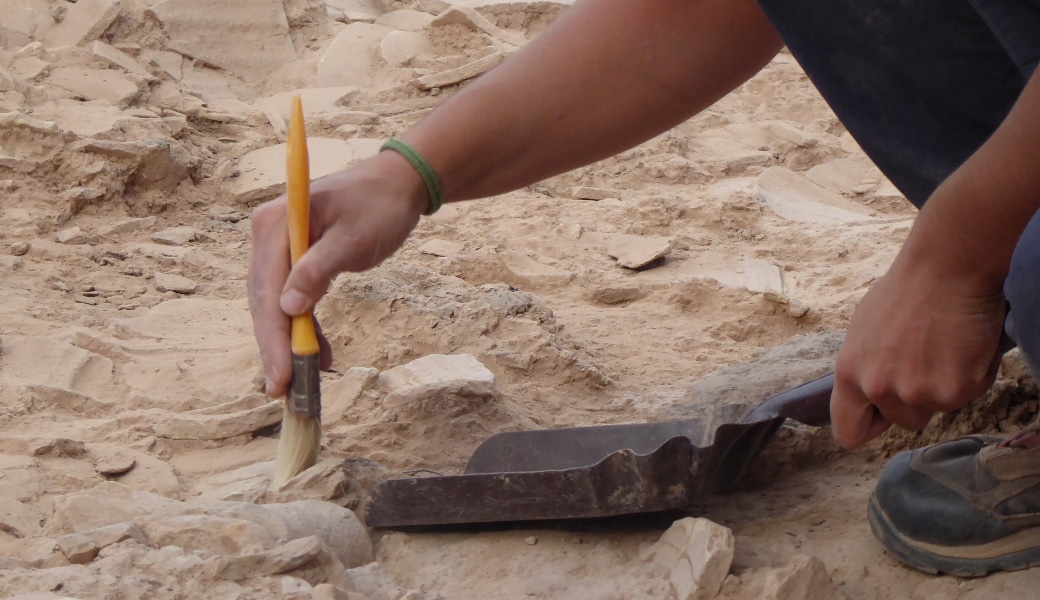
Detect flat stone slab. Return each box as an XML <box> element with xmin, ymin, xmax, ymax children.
<box><xmin>316</xmin><ymin>24</ymin><xmax>392</xmax><ymax>87</ymax></box>
<box><xmin>378</xmin><ymin>354</ymin><xmax>496</xmax><ymax>408</ymax></box>
<box><xmin>642</xmin><ymin>518</ymin><xmax>734</xmax><ymax>600</ymax></box>
<box><xmin>153</xmin><ymin>272</ymin><xmax>197</xmax><ymax>294</ymax></box>
<box><xmin>232</xmin><ymin>137</ymin><xmax>355</xmax><ymax>204</ymax></box>
<box><xmin>46</xmin><ymin>67</ymin><xmax>140</xmax><ymax>107</ymax></box>
<box><xmin>756</xmin><ymin>166</ymin><xmax>875</xmax><ymax>225</ymax></box>
<box><xmin>39</xmin><ymin>0</ymin><xmax>122</xmax><ymax>49</ymax></box>
<box><xmin>148</xmin><ymin>0</ymin><xmax>296</xmax><ymax>82</ymax></box>
<box><xmin>498</xmin><ymin>249</ymin><xmax>574</xmax><ymax>287</ymax></box>
<box><xmin>593</xmin><ymin>232</ymin><xmax>673</xmax><ymax>269</ymax></box>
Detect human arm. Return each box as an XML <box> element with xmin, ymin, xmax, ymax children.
<box><xmin>249</xmin><ymin>0</ymin><xmax>783</xmax><ymax>396</ymax></box>
<box><xmin>830</xmin><ymin>69</ymin><xmax>1040</xmax><ymax>448</ymax></box>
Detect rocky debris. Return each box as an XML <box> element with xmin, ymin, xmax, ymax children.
<box><xmin>381</xmin><ymin>30</ymin><xmax>431</xmax><ymax>67</ymax></box>
<box><xmin>431</xmin><ymin>5</ymin><xmax>527</xmax><ymax>48</ymax></box>
<box><xmin>153</xmin><ymin>272</ymin><xmax>198</xmax><ymax>294</ymax></box>
<box><xmin>9</xmin><ymin>241</ymin><xmax>30</xmax><ymax>256</ymax></box>
<box><xmin>324</xmin><ymin>0</ymin><xmax>383</xmax><ymax>23</ymax></box>
<box><xmin>643</xmin><ymin>517</ymin><xmax>734</xmax><ymax>600</ymax></box>
<box><xmin>56</xmin><ymin>522</ymin><xmax>147</xmax><ymax>564</ymax></box>
<box><xmin>38</xmin><ymin>0</ymin><xmax>122</xmax><ymax>50</ymax></box>
<box><xmin>571</xmin><ymin>186</ymin><xmax>617</xmax><ymax>201</ymax></box>
<box><xmin>260</xmin><ymin>87</ymin><xmax>360</xmax><ymax>137</ymax></box>
<box><xmin>497</xmin><ymin>248</ymin><xmax>575</xmax><ymax>287</ymax></box>
<box><xmin>0</xmin><ymin>436</ymin><xmax>86</xmax><ymax>457</ymax></box>
<box><xmin>805</xmin><ymin>157</ymin><xmax>879</xmax><ymax>196</ymax></box>
<box><xmin>94</xmin><ymin>451</ymin><xmax>137</xmax><ymax>476</ymax></box>
<box><xmin>55</xmin><ymin>225</ymin><xmax>88</xmax><ymax>244</ymax></box>
<box><xmin>757</xmin><ymin>555</ymin><xmax>847</xmax><ymax>600</ymax></box>
<box><xmin>151</xmin><ymin>226</ymin><xmax>201</xmax><ymax>246</ymax></box>
<box><xmin>101</xmin><ymin>216</ymin><xmax>158</xmax><ymax>237</ymax></box>
<box><xmin>379</xmin><ymin>354</ymin><xmax>497</xmax><ymax>408</ymax></box>
<box><xmin>45</xmin><ymin>67</ymin><xmax>140</xmax><ymax>107</ymax></box>
<box><xmin>44</xmin><ymin>482</ymin><xmax>183</xmax><ymax>535</ymax></box>
<box><xmin>589</xmin><ymin>286</ymin><xmax>645</xmax><ymax>305</ymax></box>
<box><xmin>233</xmin><ymin>137</ymin><xmax>356</xmax><ymax>204</ymax></box>
<box><xmin>376</xmin><ymin>10</ymin><xmax>436</xmax><ymax>31</ymax></box>
<box><xmin>0</xmin><ymin>497</ymin><xmax>46</xmax><ymax>541</ymax></box>
<box><xmin>317</xmin><ymin>24</ymin><xmax>392</xmax><ymax>88</ymax></box>
<box><xmin>594</xmin><ymin>232</ymin><xmax>673</xmax><ymax>269</ymax></box>
<box><xmin>417</xmin><ymin>239</ymin><xmax>464</xmax><ymax>257</ymax></box>
<box><xmin>148</xmin><ymin>0</ymin><xmax>296</xmax><ymax>82</ymax></box>
<box><xmin>756</xmin><ymin>167</ymin><xmax>874</xmax><ymax>225</ymax></box>
<box><xmin>90</xmin><ymin>41</ymin><xmax>153</xmax><ymax>79</ymax></box>
<box><xmin>0</xmin><ymin>537</ymin><xmax>69</xmax><ymax>569</ymax></box>
<box><xmin>412</xmin><ymin>52</ymin><xmax>506</xmax><ymax>90</ymax></box>
<box><xmin>153</xmin><ymin>398</ymin><xmax>281</xmax><ymax>439</ymax></box>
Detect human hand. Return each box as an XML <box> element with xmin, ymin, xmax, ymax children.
<box><xmin>248</xmin><ymin>151</ymin><xmax>429</xmax><ymax>397</ymax></box>
<box><xmin>830</xmin><ymin>251</ymin><xmax>1007</xmax><ymax>449</ymax></box>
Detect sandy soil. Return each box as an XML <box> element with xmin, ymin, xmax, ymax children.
<box><xmin>1</xmin><ymin>1</ymin><xmax>1038</xmax><ymax>599</ymax></box>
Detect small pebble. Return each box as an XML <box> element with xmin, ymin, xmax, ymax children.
<box><xmin>524</xmin><ymin>536</ymin><xmax>538</xmax><ymax>546</ymax></box>
<box><xmin>10</xmin><ymin>242</ymin><xmax>29</xmax><ymax>256</ymax></box>
<box><xmin>787</xmin><ymin>300</ymin><xmax>810</xmax><ymax>319</ymax></box>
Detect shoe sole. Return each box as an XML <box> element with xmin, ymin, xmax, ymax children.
<box><xmin>868</xmin><ymin>492</ymin><xmax>1040</xmax><ymax>577</ymax></box>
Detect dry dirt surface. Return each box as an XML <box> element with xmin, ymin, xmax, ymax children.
<box><xmin>1</xmin><ymin>1</ymin><xmax>1039</xmax><ymax>599</ymax></box>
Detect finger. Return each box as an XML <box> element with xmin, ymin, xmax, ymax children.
<box><xmin>279</xmin><ymin>232</ymin><xmax>348</xmax><ymax>316</ymax></box>
<box><xmin>831</xmin><ymin>376</ymin><xmax>890</xmax><ymax>449</ymax></box>
<box><xmin>248</xmin><ymin>201</ymin><xmax>293</xmax><ymax>397</ymax></box>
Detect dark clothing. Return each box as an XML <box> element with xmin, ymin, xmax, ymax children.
<box><xmin>756</xmin><ymin>0</ymin><xmax>1040</xmax><ymax>371</ymax></box>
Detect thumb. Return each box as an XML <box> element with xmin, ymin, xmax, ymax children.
<box><xmin>279</xmin><ymin>239</ymin><xmax>343</xmax><ymax>316</ymax></box>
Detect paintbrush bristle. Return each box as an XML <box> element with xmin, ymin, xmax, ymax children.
<box><xmin>273</xmin><ymin>406</ymin><xmax>321</xmax><ymax>487</ymax></box>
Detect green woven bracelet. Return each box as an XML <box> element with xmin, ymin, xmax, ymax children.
<box><xmin>380</xmin><ymin>138</ymin><xmax>443</xmax><ymax>216</ymax></box>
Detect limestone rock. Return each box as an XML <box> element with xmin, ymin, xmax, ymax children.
<box><xmin>430</xmin><ymin>5</ymin><xmax>527</xmax><ymax>47</ymax></box>
<box><xmin>233</xmin><ymin>138</ymin><xmax>355</xmax><ymax>204</ymax></box>
<box><xmin>153</xmin><ymin>272</ymin><xmax>197</xmax><ymax>294</ymax></box>
<box><xmin>374</xmin><ymin>10</ymin><xmax>435</xmax><ymax>31</ymax></box>
<box><xmin>321</xmin><ymin>366</ymin><xmax>378</xmax><ymax>424</ymax></box>
<box><xmin>417</xmin><ymin>239</ymin><xmax>463</xmax><ymax>257</ymax></box>
<box><xmin>261</xmin><ymin>87</ymin><xmax>360</xmax><ymax>125</ymax></box>
<box><xmin>45</xmin><ymin>67</ymin><xmax>139</xmax><ymax>107</ymax></box>
<box><xmin>44</xmin><ymin>482</ymin><xmax>182</xmax><ymax>535</ymax></box>
<box><xmin>205</xmin><ymin>535</ymin><xmax>344</xmax><ymax>583</ymax></box>
<box><xmin>56</xmin><ymin>522</ymin><xmax>147</xmax><ymax>564</ymax></box>
<box><xmin>0</xmin><ymin>496</ymin><xmax>45</xmax><ymax>540</ymax></box>
<box><xmin>148</xmin><ymin>0</ymin><xmax>296</xmax><ymax>82</ymax></box>
<box><xmin>39</xmin><ymin>0</ymin><xmax>122</xmax><ymax>49</ymax></box>
<box><xmin>756</xmin><ymin>167</ymin><xmax>874</xmax><ymax>225</ymax></box>
<box><xmin>380</xmin><ymin>30</ymin><xmax>430</xmax><ymax>67</ymax></box>
<box><xmin>571</xmin><ymin>186</ymin><xmax>617</xmax><ymax>201</ymax></box>
<box><xmin>101</xmin><ymin>216</ymin><xmax>158</xmax><ymax>237</ymax></box>
<box><xmin>379</xmin><ymin>354</ymin><xmax>496</xmax><ymax>408</ymax></box>
<box><xmin>643</xmin><ymin>517</ymin><xmax>734</xmax><ymax>600</ymax></box>
<box><xmin>0</xmin><ymin>436</ymin><xmax>86</xmax><ymax>458</ymax></box>
<box><xmin>153</xmin><ymin>399</ymin><xmax>281</xmax><ymax>439</ymax></box>
<box><xmin>136</xmin><ymin>514</ymin><xmax>280</xmax><ymax>556</ymax></box>
<box><xmin>94</xmin><ymin>450</ymin><xmax>136</xmax><ymax>476</ymax></box>
<box><xmin>317</xmin><ymin>24</ymin><xmax>392</xmax><ymax>87</ymax></box>
<box><xmin>261</xmin><ymin>500</ymin><xmax>372</xmax><ymax>568</ymax></box>
<box><xmin>324</xmin><ymin>0</ymin><xmax>382</xmax><ymax>23</ymax></box>
<box><xmin>598</xmin><ymin>232</ymin><xmax>673</xmax><ymax>269</ymax></box>
<box><xmin>498</xmin><ymin>249</ymin><xmax>574</xmax><ymax>287</ymax></box>
<box><xmin>760</xmin><ymin>555</ymin><xmax>847</xmax><ymax>600</ymax></box>
<box><xmin>0</xmin><ymin>537</ymin><xmax>69</xmax><ymax>569</ymax></box>
<box><xmin>10</xmin><ymin>241</ymin><xmax>30</xmax><ymax>256</ymax></box>
<box><xmin>151</xmin><ymin>226</ymin><xmax>200</xmax><ymax>246</ymax></box>
<box><xmin>412</xmin><ymin>51</ymin><xmax>505</xmax><ymax>90</ymax></box>
<box><xmin>90</xmin><ymin>41</ymin><xmax>153</xmax><ymax>79</ymax></box>
<box><xmin>805</xmin><ymin>157</ymin><xmax>878</xmax><ymax>195</ymax></box>
<box><xmin>55</xmin><ymin>226</ymin><xmax>90</xmax><ymax>245</ymax></box>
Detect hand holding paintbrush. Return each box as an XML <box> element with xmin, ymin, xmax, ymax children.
<box><xmin>273</xmin><ymin>95</ymin><xmax>322</xmax><ymax>487</ymax></box>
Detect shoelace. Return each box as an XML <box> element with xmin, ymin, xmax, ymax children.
<box><xmin>998</xmin><ymin>425</ymin><xmax>1040</xmax><ymax>449</ymax></box>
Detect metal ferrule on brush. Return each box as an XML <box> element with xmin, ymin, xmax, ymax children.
<box><xmin>288</xmin><ymin>353</ymin><xmax>321</xmax><ymax>419</ymax></box>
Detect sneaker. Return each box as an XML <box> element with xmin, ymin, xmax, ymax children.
<box><xmin>869</xmin><ymin>430</ymin><xmax>1040</xmax><ymax>577</ymax></box>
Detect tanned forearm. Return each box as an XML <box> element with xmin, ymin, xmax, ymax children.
<box><xmin>901</xmin><ymin>70</ymin><xmax>1040</xmax><ymax>291</ymax></box>
<box><xmin>400</xmin><ymin>0</ymin><xmax>782</xmax><ymax>203</ymax></box>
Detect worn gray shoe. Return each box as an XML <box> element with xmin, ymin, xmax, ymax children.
<box><xmin>869</xmin><ymin>431</ymin><xmax>1040</xmax><ymax>577</ymax></box>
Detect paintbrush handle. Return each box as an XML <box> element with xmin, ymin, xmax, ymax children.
<box><xmin>286</xmin><ymin>96</ymin><xmax>320</xmax><ymax>357</ymax></box>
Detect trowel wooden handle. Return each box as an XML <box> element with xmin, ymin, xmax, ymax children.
<box><xmin>286</xmin><ymin>95</ymin><xmax>319</xmax><ymax>357</ymax></box>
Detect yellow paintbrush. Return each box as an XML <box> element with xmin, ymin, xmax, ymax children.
<box><xmin>273</xmin><ymin>95</ymin><xmax>321</xmax><ymax>487</ymax></box>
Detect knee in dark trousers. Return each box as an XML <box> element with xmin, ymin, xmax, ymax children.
<box><xmin>1005</xmin><ymin>209</ymin><xmax>1040</xmax><ymax>375</ymax></box>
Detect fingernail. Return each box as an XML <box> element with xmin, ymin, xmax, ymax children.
<box><xmin>265</xmin><ymin>378</ymin><xmax>275</xmax><ymax>396</ymax></box>
<box><xmin>280</xmin><ymin>289</ymin><xmax>309</xmax><ymax>315</ymax></box>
